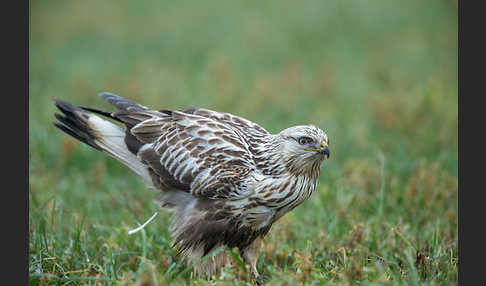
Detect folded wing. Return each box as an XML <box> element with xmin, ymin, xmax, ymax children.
<box><xmin>100</xmin><ymin>93</ymin><xmax>267</xmax><ymax>200</ymax></box>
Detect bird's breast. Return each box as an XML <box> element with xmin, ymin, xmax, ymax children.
<box><xmin>237</xmin><ymin>174</ymin><xmax>318</xmax><ymax>229</ymax></box>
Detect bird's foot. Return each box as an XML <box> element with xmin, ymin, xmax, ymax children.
<box><xmin>256</xmin><ymin>274</ymin><xmax>268</xmax><ymax>285</ymax></box>
<box><xmin>250</xmin><ymin>272</ymin><xmax>267</xmax><ymax>285</ymax></box>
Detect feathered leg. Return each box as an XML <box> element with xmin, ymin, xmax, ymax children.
<box><xmin>240</xmin><ymin>237</ymin><xmax>265</xmax><ymax>285</ymax></box>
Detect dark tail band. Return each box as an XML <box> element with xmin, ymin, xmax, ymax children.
<box><xmin>53</xmin><ymin>98</ymin><xmax>102</xmax><ymax>151</ymax></box>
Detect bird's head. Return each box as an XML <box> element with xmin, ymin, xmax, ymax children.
<box><xmin>275</xmin><ymin>125</ymin><xmax>330</xmax><ymax>176</ymax></box>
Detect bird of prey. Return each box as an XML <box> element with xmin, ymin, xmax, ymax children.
<box><xmin>53</xmin><ymin>93</ymin><xmax>330</xmax><ymax>282</ymax></box>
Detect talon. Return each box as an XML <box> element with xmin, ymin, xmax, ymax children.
<box><xmin>255</xmin><ymin>274</ymin><xmax>267</xmax><ymax>285</ymax></box>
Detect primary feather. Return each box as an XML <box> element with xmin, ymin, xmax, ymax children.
<box><xmin>53</xmin><ymin>92</ymin><xmax>330</xmax><ymax>280</ymax></box>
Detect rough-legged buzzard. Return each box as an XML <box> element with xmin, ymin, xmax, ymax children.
<box><xmin>53</xmin><ymin>93</ymin><xmax>330</xmax><ymax>282</ymax></box>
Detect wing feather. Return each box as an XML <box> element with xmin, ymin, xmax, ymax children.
<box><xmin>101</xmin><ymin>95</ymin><xmax>265</xmax><ymax>200</ymax></box>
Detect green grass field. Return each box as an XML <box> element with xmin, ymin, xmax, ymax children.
<box><xmin>29</xmin><ymin>0</ymin><xmax>458</xmax><ymax>285</ymax></box>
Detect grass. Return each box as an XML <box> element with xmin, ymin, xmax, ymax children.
<box><xmin>29</xmin><ymin>0</ymin><xmax>458</xmax><ymax>285</ymax></box>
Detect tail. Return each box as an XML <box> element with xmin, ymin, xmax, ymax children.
<box><xmin>53</xmin><ymin>98</ymin><xmax>152</xmax><ymax>185</ymax></box>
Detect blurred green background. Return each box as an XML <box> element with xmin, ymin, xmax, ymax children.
<box><xmin>29</xmin><ymin>0</ymin><xmax>457</xmax><ymax>285</ymax></box>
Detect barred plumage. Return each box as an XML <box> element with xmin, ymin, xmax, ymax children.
<box><xmin>53</xmin><ymin>93</ymin><xmax>330</xmax><ymax>282</ymax></box>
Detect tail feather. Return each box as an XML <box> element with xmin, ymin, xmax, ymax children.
<box><xmin>53</xmin><ymin>99</ymin><xmax>103</xmax><ymax>151</ymax></box>
<box><xmin>99</xmin><ymin>92</ymin><xmax>149</xmax><ymax>112</ymax></box>
<box><xmin>53</xmin><ymin>98</ymin><xmax>152</xmax><ymax>186</ymax></box>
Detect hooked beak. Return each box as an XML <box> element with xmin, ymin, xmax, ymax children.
<box><xmin>320</xmin><ymin>145</ymin><xmax>330</xmax><ymax>159</ymax></box>
<box><xmin>319</xmin><ymin>140</ymin><xmax>330</xmax><ymax>159</ymax></box>
<box><xmin>304</xmin><ymin>140</ymin><xmax>330</xmax><ymax>159</ymax></box>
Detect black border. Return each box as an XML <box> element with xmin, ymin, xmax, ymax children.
<box><xmin>458</xmin><ymin>0</ymin><xmax>481</xmax><ymax>285</ymax></box>
<box><xmin>7</xmin><ymin>0</ymin><xmax>28</xmax><ymax>284</ymax></box>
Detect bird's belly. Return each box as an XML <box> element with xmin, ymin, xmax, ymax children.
<box><xmin>241</xmin><ymin>205</ymin><xmax>275</xmax><ymax>229</ymax></box>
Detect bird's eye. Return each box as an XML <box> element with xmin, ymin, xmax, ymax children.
<box><xmin>298</xmin><ymin>137</ymin><xmax>314</xmax><ymax>145</ymax></box>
